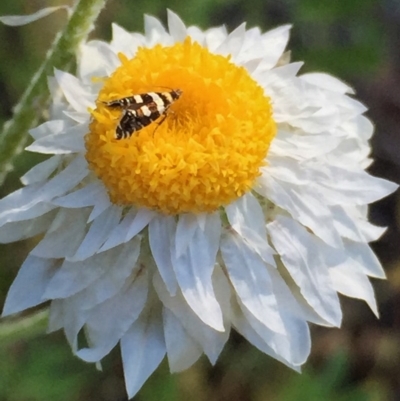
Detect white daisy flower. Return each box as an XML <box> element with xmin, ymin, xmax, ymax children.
<box><xmin>1</xmin><ymin>10</ymin><xmax>397</xmax><ymax>399</ymax></box>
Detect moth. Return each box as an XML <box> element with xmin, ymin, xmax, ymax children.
<box><xmin>104</xmin><ymin>89</ymin><xmax>183</xmax><ymax>139</ymax></box>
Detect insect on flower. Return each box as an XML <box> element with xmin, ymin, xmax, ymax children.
<box><xmin>104</xmin><ymin>89</ymin><xmax>183</xmax><ymax>139</ymax></box>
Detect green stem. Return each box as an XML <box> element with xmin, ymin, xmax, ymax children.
<box><xmin>0</xmin><ymin>0</ymin><xmax>108</xmax><ymax>185</ymax></box>
<box><xmin>0</xmin><ymin>309</ymin><xmax>48</xmax><ymax>347</ymax></box>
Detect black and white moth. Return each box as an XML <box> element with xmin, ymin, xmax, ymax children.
<box><xmin>104</xmin><ymin>89</ymin><xmax>183</xmax><ymax>139</ymax></box>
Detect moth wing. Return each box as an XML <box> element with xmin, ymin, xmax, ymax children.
<box><xmin>126</xmin><ymin>102</ymin><xmax>146</xmax><ymax>111</ymax></box>
<box><xmin>105</xmin><ymin>98</ymin><xmax>145</xmax><ymax>110</ymax></box>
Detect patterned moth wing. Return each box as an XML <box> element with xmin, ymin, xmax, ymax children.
<box><xmin>105</xmin><ymin>89</ymin><xmax>182</xmax><ymax>139</ymax></box>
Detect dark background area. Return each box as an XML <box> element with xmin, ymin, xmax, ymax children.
<box><xmin>1</xmin><ymin>1</ymin><xmax>400</xmax><ymax>400</ymax></box>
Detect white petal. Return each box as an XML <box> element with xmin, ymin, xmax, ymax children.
<box><xmin>54</xmin><ymin>69</ymin><xmax>96</xmax><ymax>112</ymax></box>
<box><xmin>2</xmin><ymin>256</ymin><xmax>58</xmax><ymax>316</ymax></box>
<box><xmin>357</xmin><ymin>220</ymin><xmax>387</xmax><ymax>243</ymax></box>
<box><xmin>98</xmin><ymin>209</ymin><xmax>136</xmax><ymax>252</ymax></box>
<box><xmin>144</xmin><ymin>14</ymin><xmax>171</xmax><ymax>46</ymax></box>
<box><xmin>342</xmin><ymin>115</ymin><xmax>374</xmax><ymax>141</ymax></box>
<box><xmin>0</xmin><ymin>157</ymin><xmax>87</xmax><ymax>227</ymax></box>
<box><xmin>69</xmin><ymin>205</ymin><xmax>122</xmax><ymax>261</ymax></box>
<box><xmin>0</xmin><ymin>185</ymin><xmax>56</xmax><ymax>227</ymax></box>
<box><xmin>187</xmin><ymin>26</ymin><xmax>205</xmax><ymax>45</ymax></box>
<box><xmin>171</xmin><ymin>212</ymin><xmax>224</xmax><ymax>331</ymax></box>
<box><xmin>257</xmin><ymin>174</ymin><xmax>343</xmax><ymax>248</ymax></box>
<box><xmin>167</xmin><ymin>9</ymin><xmax>187</xmax><ymax>42</ymax></box>
<box><xmin>163</xmin><ymin>307</ymin><xmax>202</xmax><ymax>372</ymax></box>
<box><xmin>99</xmin><ymin>208</ymin><xmax>154</xmax><ymax>252</ymax></box>
<box><xmin>242</xmin><ymin>299</ymin><xmax>310</xmax><ymax>366</ymax></box>
<box><xmin>31</xmin><ymin>208</ymin><xmax>90</xmax><ymax>259</ymax></box>
<box><xmin>212</xmin><ymin>264</ymin><xmax>233</xmax><ymax>317</ymax></box>
<box><xmin>0</xmin><ymin>184</ymin><xmax>42</xmax><ymax>220</ymax></box>
<box><xmin>0</xmin><ymin>6</ymin><xmax>69</xmax><ymax>26</ymax></box>
<box><xmin>329</xmin><ymin>263</ymin><xmax>378</xmax><ymax>316</ymax></box>
<box><xmin>88</xmin><ymin>195</ymin><xmax>112</xmax><ymax>223</ymax></box>
<box><xmin>0</xmin><ymin>200</ymin><xmax>55</xmax><ymax>227</ymax></box>
<box><xmin>26</xmin><ymin>124</ymin><xmax>86</xmax><ymax>154</ymax></box>
<box><xmin>63</xmin><ymin>111</ymin><xmax>88</xmax><ymax>124</ymax></box>
<box><xmin>72</xmin><ymin>238</ymin><xmax>141</xmax><ymax>311</ymax></box>
<box><xmin>48</xmin><ymin>297</ymin><xmax>88</xmax><ymax>352</ymax></box>
<box><xmin>42</xmin><ymin>155</ymin><xmax>88</xmax><ymax>194</ymax></box>
<box><xmin>28</xmin><ymin>157</ymin><xmax>81</xmax><ymax>198</ymax></box>
<box><xmin>331</xmin><ymin>205</ymin><xmax>367</xmax><ymax>242</ymax></box>
<box><xmin>121</xmin><ymin>307</ymin><xmax>166</xmax><ymax>399</ymax></box>
<box><xmin>215</xmin><ymin>23</ymin><xmax>246</xmax><ymax>61</ymax></box>
<box><xmin>269</xmin><ymin>131</ymin><xmax>340</xmax><ymax>160</ymax></box>
<box><xmin>300</xmin><ymin>73</ymin><xmax>354</xmax><ymax>94</ymax></box>
<box><xmin>268</xmin><ymin>215</ymin><xmax>342</xmax><ymax>326</ymax></box>
<box><xmin>255</xmin><ymin>61</ymin><xmax>302</xmax><ymax>87</ymax></box>
<box><xmin>205</xmin><ymin>26</ymin><xmax>228</xmax><ymax>51</ymax></box>
<box><xmin>258</xmin><ymin>24</ymin><xmax>291</xmax><ymax>69</ymax></box>
<box><xmin>153</xmin><ymin>272</ymin><xmax>228</xmax><ymax>364</ymax></box>
<box><xmin>344</xmin><ymin>240</ymin><xmax>386</xmax><ymax>279</ymax></box>
<box><xmin>43</xmin><ymin>244</ymin><xmax>128</xmax><ymax>299</ymax></box>
<box><xmin>125</xmin><ymin>208</ymin><xmax>155</xmax><ymax>241</ymax></box>
<box><xmin>47</xmin><ymin>76</ymin><xmax>68</xmax><ymax>120</ymax></box>
<box><xmin>78</xmin><ymin>40</ymin><xmax>120</xmax><ymax>81</ymax></box>
<box><xmin>231</xmin><ymin>305</ymin><xmax>300</xmax><ymax>371</ymax></box>
<box><xmin>175</xmin><ymin>213</ymin><xmax>199</xmax><ymax>258</ymax></box>
<box><xmin>319</xmin><ymin>167</ymin><xmax>398</xmax><ymax>206</ymax></box>
<box><xmin>283</xmin><ymin>186</ymin><xmax>343</xmax><ymax>248</ymax></box>
<box><xmin>0</xmin><ymin>210</ymin><xmax>56</xmax><ymax>243</ymax></box>
<box><xmin>111</xmin><ymin>23</ymin><xmax>142</xmax><ymax>56</ymax></box>
<box><xmin>196</xmin><ymin>213</ymin><xmax>206</xmax><ymax>231</ymax></box>
<box><xmin>20</xmin><ymin>156</ymin><xmax>61</xmax><ymax>185</ymax></box>
<box><xmin>149</xmin><ymin>215</ymin><xmax>178</xmax><ymax>296</ymax></box>
<box><xmin>52</xmin><ymin>181</ymin><xmax>107</xmax><ymax>209</ymax></box>
<box><xmin>220</xmin><ymin>229</ymin><xmax>285</xmax><ymax>334</ymax></box>
<box><xmin>236</xmin><ymin>27</ymin><xmax>262</xmax><ymax>63</ymax></box>
<box><xmin>29</xmin><ymin>120</ymin><xmax>71</xmax><ymax>140</ymax></box>
<box><xmin>144</xmin><ymin>14</ymin><xmax>167</xmax><ymax>37</ymax></box>
<box><xmin>259</xmin><ymin>156</ymin><xmax>309</xmax><ymax>185</ymax></box>
<box><xmin>47</xmin><ymin>299</ymin><xmax>64</xmax><ymax>333</ymax></box>
<box><xmin>243</xmin><ymin>58</ymin><xmax>263</xmax><ymax>73</ymax></box>
<box><xmin>266</xmin><ymin>262</ymin><xmax>329</xmax><ymax>326</ymax></box>
<box><xmin>77</xmin><ymin>269</ymin><xmax>148</xmax><ymax>362</ymax></box>
<box><xmin>225</xmin><ymin>193</ymin><xmax>276</xmax><ymax>265</ymax></box>
<box><xmin>290</xmin><ymin>106</ymin><xmax>343</xmax><ymax>134</ymax></box>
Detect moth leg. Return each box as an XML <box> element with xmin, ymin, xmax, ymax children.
<box><xmin>152</xmin><ymin>106</ymin><xmax>178</xmax><ymax>136</ymax></box>
<box><xmin>152</xmin><ymin>113</ymin><xmax>169</xmax><ymax>136</ymax></box>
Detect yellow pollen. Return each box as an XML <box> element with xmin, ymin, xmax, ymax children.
<box><xmin>85</xmin><ymin>38</ymin><xmax>276</xmax><ymax>214</ymax></box>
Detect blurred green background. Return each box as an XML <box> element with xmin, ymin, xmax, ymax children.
<box><xmin>1</xmin><ymin>0</ymin><xmax>400</xmax><ymax>400</ymax></box>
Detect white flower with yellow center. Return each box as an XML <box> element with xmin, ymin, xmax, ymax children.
<box><xmin>1</xmin><ymin>11</ymin><xmax>397</xmax><ymax>399</ymax></box>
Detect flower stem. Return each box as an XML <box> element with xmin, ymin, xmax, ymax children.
<box><xmin>0</xmin><ymin>0</ymin><xmax>108</xmax><ymax>185</ymax></box>
<box><xmin>0</xmin><ymin>309</ymin><xmax>48</xmax><ymax>347</ymax></box>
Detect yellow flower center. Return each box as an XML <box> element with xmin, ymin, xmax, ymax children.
<box><xmin>85</xmin><ymin>38</ymin><xmax>276</xmax><ymax>214</ymax></box>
